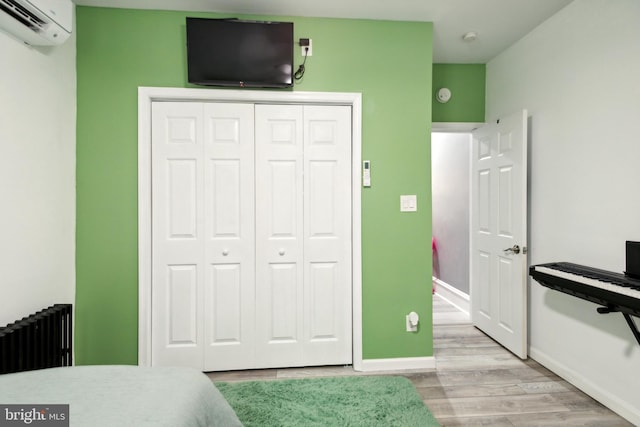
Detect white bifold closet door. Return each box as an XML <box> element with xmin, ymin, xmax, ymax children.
<box><xmin>151</xmin><ymin>101</ymin><xmax>352</xmax><ymax>371</ymax></box>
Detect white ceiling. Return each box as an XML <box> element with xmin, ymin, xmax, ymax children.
<box><xmin>73</xmin><ymin>0</ymin><xmax>573</xmax><ymax>63</ymax></box>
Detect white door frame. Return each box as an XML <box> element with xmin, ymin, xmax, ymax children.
<box><xmin>433</xmin><ymin>118</ymin><xmax>528</xmax><ymax>358</ymax></box>
<box><xmin>137</xmin><ymin>87</ymin><xmax>363</xmax><ymax>370</ymax></box>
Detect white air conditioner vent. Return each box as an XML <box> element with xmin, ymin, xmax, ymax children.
<box><xmin>1</xmin><ymin>0</ymin><xmax>46</xmax><ymax>28</ymax></box>
<box><xmin>0</xmin><ymin>0</ymin><xmax>72</xmax><ymax>46</ymax></box>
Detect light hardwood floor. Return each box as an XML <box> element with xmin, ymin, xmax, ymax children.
<box><xmin>208</xmin><ymin>296</ymin><xmax>632</xmax><ymax>426</ymax></box>
<box><xmin>432</xmin><ymin>293</ymin><xmax>470</xmax><ymax>325</ymax></box>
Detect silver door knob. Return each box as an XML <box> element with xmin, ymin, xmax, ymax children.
<box><xmin>278</xmin><ymin>249</ymin><xmax>285</xmax><ymax>256</ymax></box>
<box><xmin>503</xmin><ymin>245</ymin><xmax>520</xmax><ymax>254</ymax></box>
<box><xmin>222</xmin><ymin>249</ymin><xmax>229</xmax><ymax>256</ymax></box>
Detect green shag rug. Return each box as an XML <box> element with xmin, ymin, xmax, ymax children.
<box><xmin>216</xmin><ymin>375</ymin><xmax>440</xmax><ymax>427</ymax></box>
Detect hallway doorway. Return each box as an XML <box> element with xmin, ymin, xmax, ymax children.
<box><xmin>431</xmin><ymin>130</ymin><xmax>472</xmax><ymax>319</ymax></box>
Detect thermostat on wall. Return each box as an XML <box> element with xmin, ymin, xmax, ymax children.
<box><xmin>363</xmin><ymin>160</ymin><xmax>371</xmax><ymax>187</ymax></box>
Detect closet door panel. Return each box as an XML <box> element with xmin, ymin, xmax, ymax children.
<box><xmin>255</xmin><ymin>104</ymin><xmax>305</xmax><ymax>367</ymax></box>
<box><xmin>203</xmin><ymin>103</ymin><xmax>256</xmax><ymax>371</ymax></box>
<box><xmin>303</xmin><ymin>105</ymin><xmax>353</xmax><ymax>365</ymax></box>
<box><xmin>151</xmin><ymin>102</ymin><xmax>205</xmax><ymax>369</ymax></box>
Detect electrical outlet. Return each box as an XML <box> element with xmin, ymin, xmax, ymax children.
<box><xmin>301</xmin><ymin>39</ymin><xmax>313</xmax><ymax>57</ymax></box>
<box><xmin>406</xmin><ymin>314</ymin><xmax>418</xmax><ymax>332</ymax></box>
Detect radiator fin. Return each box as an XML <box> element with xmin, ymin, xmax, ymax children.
<box><xmin>0</xmin><ymin>304</ymin><xmax>72</xmax><ymax>374</ymax></box>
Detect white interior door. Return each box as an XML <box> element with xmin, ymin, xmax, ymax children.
<box><xmin>151</xmin><ymin>102</ymin><xmax>205</xmax><ymax>368</ymax></box>
<box><xmin>471</xmin><ymin>109</ymin><xmax>528</xmax><ymax>359</ymax></box>
<box><xmin>152</xmin><ymin>102</ymin><xmax>256</xmax><ymax>371</ymax></box>
<box><xmin>302</xmin><ymin>105</ymin><xmax>352</xmax><ymax>366</ymax></box>
<box><xmin>254</xmin><ymin>105</ymin><xmax>305</xmax><ymax>367</ymax></box>
<box><xmin>152</xmin><ymin>101</ymin><xmax>352</xmax><ymax>371</ymax></box>
<box><xmin>255</xmin><ymin>104</ymin><xmax>352</xmax><ymax>368</ymax></box>
<box><xmin>202</xmin><ymin>103</ymin><xmax>256</xmax><ymax>371</ymax></box>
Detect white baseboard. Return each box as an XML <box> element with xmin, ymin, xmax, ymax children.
<box><xmin>358</xmin><ymin>357</ymin><xmax>435</xmax><ymax>372</ymax></box>
<box><xmin>433</xmin><ymin>277</ymin><xmax>470</xmax><ymax>315</ymax></box>
<box><xmin>530</xmin><ymin>347</ymin><xmax>640</xmax><ymax>426</ymax></box>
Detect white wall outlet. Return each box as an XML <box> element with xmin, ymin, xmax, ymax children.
<box><xmin>301</xmin><ymin>39</ymin><xmax>313</xmax><ymax>57</ymax></box>
<box><xmin>405</xmin><ymin>312</ymin><xmax>419</xmax><ymax>332</ymax></box>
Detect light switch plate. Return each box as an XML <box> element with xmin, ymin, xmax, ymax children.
<box><xmin>400</xmin><ymin>195</ymin><xmax>417</xmax><ymax>212</ymax></box>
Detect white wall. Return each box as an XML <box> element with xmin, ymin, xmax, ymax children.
<box><xmin>0</xmin><ymin>29</ymin><xmax>76</xmax><ymax>326</ymax></box>
<box><xmin>431</xmin><ymin>132</ymin><xmax>470</xmax><ymax>294</ymax></box>
<box><xmin>487</xmin><ymin>0</ymin><xmax>640</xmax><ymax>423</ymax></box>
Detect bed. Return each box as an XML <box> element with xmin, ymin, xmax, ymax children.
<box><xmin>0</xmin><ymin>365</ymin><xmax>242</xmax><ymax>426</ymax></box>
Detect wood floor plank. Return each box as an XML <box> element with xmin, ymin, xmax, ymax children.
<box><xmin>435</xmin><ymin>353</ymin><xmax>526</xmax><ymax>371</ymax></box>
<box><xmin>404</xmin><ymin>366</ymin><xmax>559</xmax><ymax>388</ymax></box>
<box><xmin>551</xmin><ymin>390</ymin><xmax>618</xmax><ymax>412</ymax></box>
<box><xmin>516</xmin><ymin>379</ymin><xmax>577</xmax><ymax>394</ymax></box>
<box><xmin>435</xmin><ymin>343</ymin><xmax>507</xmax><ymax>357</ymax></box>
<box><xmin>416</xmin><ymin>383</ymin><xmax>524</xmax><ymax>399</ymax></box>
<box><xmin>433</xmin><ymin>324</ymin><xmax>487</xmax><ymax>339</ymax></box>
<box><xmin>207</xmin><ymin>369</ymin><xmax>277</xmax><ymax>382</ymax></box>
<box><xmin>433</xmin><ymin>313</ymin><xmax>472</xmax><ymax>325</ymax></box>
<box><xmin>424</xmin><ymin>393</ymin><xmax>570</xmax><ymax>418</ymax></box>
<box><xmin>275</xmin><ymin>366</ymin><xmax>360</xmax><ymax>379</ymax></box>
<box><xmin>506</xmin><ymin>409</ymin><xmax>635</xmax><ymax>426</ymax></box>
<box><xmin>438</xmin><ymin>415</ymin><xmax>515</xmax><ymax>426</ymax></box>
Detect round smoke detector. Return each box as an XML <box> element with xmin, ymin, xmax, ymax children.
<box><xmin>462</xmin><ymin>31</ymin><xmax>478</xmax><ymax>42</ymax></box>
<box><xmin>436</xmin><ymin>88</ymin><xmax>452</xmax><ymax>103</ymax></box>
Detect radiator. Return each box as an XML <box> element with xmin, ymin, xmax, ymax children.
<box><xmin>0</xmin><ymin>304</ymin><xmax>72</xmax><ymax>374</ymax></box>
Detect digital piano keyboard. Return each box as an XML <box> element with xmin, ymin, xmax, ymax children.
<box><xmin>530</xmin><ymin>262</ymin><xmax>640</xmax><ymax>345</ymax></box>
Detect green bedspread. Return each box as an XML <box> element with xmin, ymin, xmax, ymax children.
<box><xmin>0</xmin><ymin>365</ymin><xmax>241</xmax><ymax>426</ymax></box>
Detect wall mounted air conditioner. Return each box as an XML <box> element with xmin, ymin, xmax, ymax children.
<box><xmin>0</xmin><ymin>0</ymin><xmax>72</xmax><ymax>46</ymax></box>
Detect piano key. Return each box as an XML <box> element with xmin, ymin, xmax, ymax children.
<box><xmin>545</xmin><ymin>262</ymin><xmax>640</xmax><ymax>289</ymax></box>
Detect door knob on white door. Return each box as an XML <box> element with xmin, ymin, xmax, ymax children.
<box><xmin>278</xmin><ymin>249</ymin><xmax>285</xmax><ymax>256</ymax></box>
<box><xmin>222</xmin><ymin>249</ymin><xmax>229</xmax><ymax>256</ymax></box>
<box><xmin>503</xmin><ymin>245</ymin><xmax>521</xmax><ymax>255</ymax></box>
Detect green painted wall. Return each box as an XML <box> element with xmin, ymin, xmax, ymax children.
<box><xmin>76</xmin><ymin>7</ymin><xmax>433</xmax><ymax>365</ymax></box>
<box><xmin>432</xmin><ymin>63</ymin><xmax>485</xmax><ymax>122</ymax></box>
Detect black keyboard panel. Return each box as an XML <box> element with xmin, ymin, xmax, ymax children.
<box><xmin>541</xmin><ymin>262</ymin><xmax>640</xmax><ymax>290</ymax></box>
<box><xmin>530</xmin><ymin>261</ymin><xmax>640</xmax><ymax>344</ymax></box>
<box><xmin>530</xmin><ymin>262</ymin><xmax>640</xmax><ymax>317</ymax></box>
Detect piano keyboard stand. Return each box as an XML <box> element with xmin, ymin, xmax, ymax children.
<box><xmin>530</xmin><ymin>262</ymin><xmax>640</xmax><ymax>347</ymax></box>
<box><xmin>596</xmin><ymin>306</ymin><xmax>640</xmax><ymax>346</ymax></box>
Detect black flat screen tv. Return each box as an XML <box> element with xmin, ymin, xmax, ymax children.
<box><xmin>186</xmin><ymin>18</ymin><xmax>294</xmax><ymax>88</ymax></box>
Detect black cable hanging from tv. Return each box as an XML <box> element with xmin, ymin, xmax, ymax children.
<box><xmin>294</xmin><ymin>46</ymin><xmax>309</xmax><ymax>81</ymax></box>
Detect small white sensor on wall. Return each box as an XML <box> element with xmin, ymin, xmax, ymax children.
<box><xmin>436</xmin><ymin>88</ymin><xmax>452</xmax><ymax>103</ymax></box>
